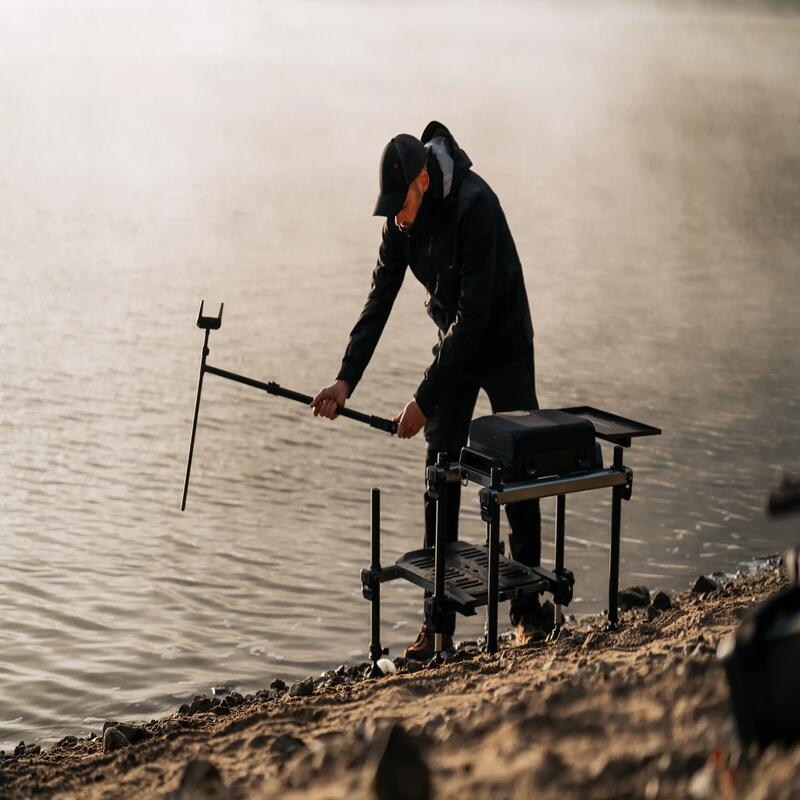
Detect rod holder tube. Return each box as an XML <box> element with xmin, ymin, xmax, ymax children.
<box><xmin>181</xmin><ymin>327</ymin><xmax>210</xmax><ymax>511</ymax></box>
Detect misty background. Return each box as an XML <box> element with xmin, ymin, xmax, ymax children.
<box><xmin>1</xmin><ymin>0</ymin><xmax>798</xmax><ymax>748</ymax></box>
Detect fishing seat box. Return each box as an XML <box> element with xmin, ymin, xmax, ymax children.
<box><xmin>463</xmin><ymin>410</ymin><xmax>600</xmax><ymax>482</ymax></box>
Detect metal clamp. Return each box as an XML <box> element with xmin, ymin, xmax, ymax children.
<box><xmin>622</xmin><ymin>467</ymin><xmax>634</xmax><ymax>501</ymax></box>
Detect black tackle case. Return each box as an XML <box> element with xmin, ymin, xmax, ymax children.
<box><xmin>463</xmin><ymin>410</ymin><xmax>600</xmax><ymax>482</ymax></box>
<box><xmin>720</xmin><ymin>580</ymin><xmax>800</xmax><ymax>747</ymax></box>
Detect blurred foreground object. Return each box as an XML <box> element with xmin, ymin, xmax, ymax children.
<box><xmin>718</xmin><ymin>544</ymin><xmax>800</xmax><ymax>747</ymax></box>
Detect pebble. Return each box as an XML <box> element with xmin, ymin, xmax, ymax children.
<box><xmin>618</xmin><ymin>585</ymin><xmax>651</xmax><ymax>611</ymax></box>
<box><xmin>270</xmin><ymin>678</ymin><xmax>286</xmax><ymax>692</ymax></box>
<box><xmin>377</xmin><ymin>657</ymin><xmax>397</xmax><ymax>675</ymax></box>
<box><xmin>102</xmin><ymin>727</ymin><xmax>129</xmax><ymax>754</ymax></box>
<box><xmin>56</xmin><ymin>736</ymin><xmax>78</xmax><ymax>749</ymax></box>
<box><xmin>102</xmin><ymin>721</ymin><xmax>150</xmax><ymax>744</ymax></box>
<box><xmin>652</xmin><ymin>590</ymin><xmax>672</xmax><ymax>611</ymax></box>
<box><xmin>289</xmin><ymin>677</ymin><xmax>314</xmax><ymax>698</ymax></box>
<box><xmin>692</xmin><ymin>575</ymin><xmax>718</xmax><ymax>594</ymax></box>
<box><xmin>404</xmin><ymin>660</ymin><xmax>424</xmax><ymax>674</ymax></box>
<box><xmin>186</xmin><ymin>695</ymin><xmax>214</xmax><ymax>716</ymax></box>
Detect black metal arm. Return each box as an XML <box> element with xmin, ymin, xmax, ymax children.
<box><xmin>181</xmin><ymin>301</ymin><xmax>397</xmax><ymax>510</ymax></box>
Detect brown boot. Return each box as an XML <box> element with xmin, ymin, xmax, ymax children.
<box><xmin>404</xmin><ymin>624</ymin><xmax>453</xmax><ymax>661</ymax></box>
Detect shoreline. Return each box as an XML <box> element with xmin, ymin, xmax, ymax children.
<box><xmin>2</xmin><ymin>562</ymin><xmax>797</xmax><ymax>799</ymax></box>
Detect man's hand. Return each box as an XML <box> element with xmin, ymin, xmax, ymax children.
<box><xmin>311</xmin><ymin>379</ymin><xmax>350</xmax><ymax>420</ymax></box>
<box><xmin>393</xmin><ymin>399</ymin><xmax>427</xmax><ymax>439</ymax></box>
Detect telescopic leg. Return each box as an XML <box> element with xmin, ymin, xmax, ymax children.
<box><xmin>551</xmin><ymin>493</ymin><xmax>566</xmax><ymax>638</ymax></box>
<box><xmin>433</xmin><ymin>454</ymin><xmax>448</xmax><ymax>660</ymax></box>
<box><xmin>368</xmin><ymin>488</ymin><xmax>384</xmax><ymax>677</ymax></box>
<box><xmin>486</xmin><ymin>501</ymin><xmax>501</xmax><ymax>654</ymax></box>
<box><xmin>607</xmin><ymin>446</ymin><xmax>624</xmax><ymax>629</ymax></box>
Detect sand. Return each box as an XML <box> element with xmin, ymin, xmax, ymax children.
<box><xmin>2</xmin><ymin>564</ymin><xmax>798</xmax><ymax>800</ymax></box>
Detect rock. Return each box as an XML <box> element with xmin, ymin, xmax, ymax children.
<box><xmin>177</xmin><ymin>758</ymin><xmax>226</xmax><ymax>799</ymax></box>
<box><xmin>392</xmin><ymin>657</ymin><xmax>408</xmax><ymax>670</ymax></box>
<box><xmin>404</xmin><ymin>660</ymin><xmax>424</xmax><ymax>674</ymax></box>
<box><xmin>211</xmin><ymin>685</ymin><xmax>232</xmax><ymax>697</ymax></box>
<box><xmin>270</xmin><ymin>678</ymin><xmax>286</xmax><ymax>691</ymax></box>
<box><xmin>370</xmin><ymin>723</ymin><xmax>431</xmax><ymax>800</ymax></box>
<box><xmin>102</xmin><ymin>727</ymin><xmax>129</xmax><ymax>754</ymax></box>
<box><xmin>13</xmin><ymin>742</ymin><xmax>25</xmax><ymax>757</ymax></box>
<box><xmin>618</xmin><ymin>585</ymin><xmax>651</xmax><ymax>611</ymax></box>
<box><xmin>223</xmin><ymin>691</ymin><xmax>245</xmax><ymax>708</ymax></box>
<box><xmin>652</xmin><ymin>590</ymin><xmax>672</xmax><ymax>611</ymax></box>
<box><xmin>187</xmin><ymin>695</ymin><xmax>214</xmax><ymax>716</ymax></box>
<box><xmin>646</xmin><ymin>605</ymin><xmax>660</xmax><ymax>621</ymax></box>
<box><xmin>56</xmin><ymin>736</ymin><xmax>78</xmax><ymax>749</ymax></box>
<box><xmin>334</xmin><ymin>664</ymin><xmax>349</xmax><ymax>676</ymax></box>
<box><xmin>271</xmin><ymin>732</ymin><xmax>306</xmax><ymax>758</ymax></box>
<box><xmin>692</xmin><ymin>575</ymin><xmax>718</xmax><ymax>594</ymax></box>
<box><xmin>377</xmin><ymin>657</ymin><xmax>397</xmax><ymax>675</ymax></box>
<box><xmin>289</xmin><ymin>677</ymin><xmax>314</xmax><ymax>698</ymax></box>
<box><xmin>102</xmin><ymin>721</ymin><xmax>150</xmax><ymax>744</ymax></box>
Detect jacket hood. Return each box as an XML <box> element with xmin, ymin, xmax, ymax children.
<box><xmin>420</xmin><ymin>121</ymin><xmax>472</xmax><ymax>203</ymax></box>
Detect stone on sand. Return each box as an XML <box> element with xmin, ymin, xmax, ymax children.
<box><xmin>102</xmin><ymin>727</ymin><xmax>129</xmax><ymax>754</ymax></box>
<box><xmin>692</xmin><ymin>575</ymin><xmax>718</xmax><ymax>594</ymax></box>
<box><xmin>652</xmin><ymin>590</ymin><xmax>672</xmax><ymax>611</ymax></box>
<box><xmin>289</xmin><ymin>677</ymin><xmax>314</xmax><ymax>697</ymax></box>
<box><xmin>618</xmin><ymin>585</ymin><xmax>651</xmax><ymax>611</ymax></box>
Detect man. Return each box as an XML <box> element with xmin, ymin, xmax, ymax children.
<box><xmin>311</xmin><ymin>121</ymin><xmax>548</xmax><ymax>659</ymax></box>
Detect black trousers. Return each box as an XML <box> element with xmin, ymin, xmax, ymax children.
<box><xmin>422</xmin><ymin>347</ymin><xmax>542</xmax><ymax>635</ymax></box>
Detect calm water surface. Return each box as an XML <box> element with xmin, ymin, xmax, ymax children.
<box><xmin>1</xmin><ymin>1</ymin><xmax>799</xmax><ymax>748</ymax></box>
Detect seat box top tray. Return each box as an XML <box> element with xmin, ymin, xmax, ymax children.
<box><xmin>558</xmin><ymin>406</ymin><xmax>661</xmax><ymax>447</ymax></box>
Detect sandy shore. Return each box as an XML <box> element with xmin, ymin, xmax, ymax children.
<box><xmin>2</xmin><ymin>564</ymin><xmax>798</xmax><ymax>799</ymax></box>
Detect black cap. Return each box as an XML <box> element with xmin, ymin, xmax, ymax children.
<box><xmin>373</xmin><ymin>134</ymin><xmax>427</xmax><ymax>217</ymax></box>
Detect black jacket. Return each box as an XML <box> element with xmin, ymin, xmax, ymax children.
<box><xmin>337</xmin><ymin>121</ymin><xmax>534</xmax><ymax>418</ymax></box>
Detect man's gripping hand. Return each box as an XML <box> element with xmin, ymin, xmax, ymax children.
<box><xmin>311</xmin><ymin>379</ymin><xmax>350</xmax><ymax>420</ymax></box>
<box><xmin>393</xmin><ymin>399</ymin><xmax>427</xmax><ymax>439</ymax></box>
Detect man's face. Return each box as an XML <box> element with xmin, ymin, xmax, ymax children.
<box><xmin>395</xmin><ymin>169</ymin><xmax>430</xmax><ymax>232</ymax></box>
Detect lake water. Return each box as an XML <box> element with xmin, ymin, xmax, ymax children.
<box><xmin>1</xmin><ymin>0</ymin><xmax>799</xmax><ymax>750</ymax></box>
